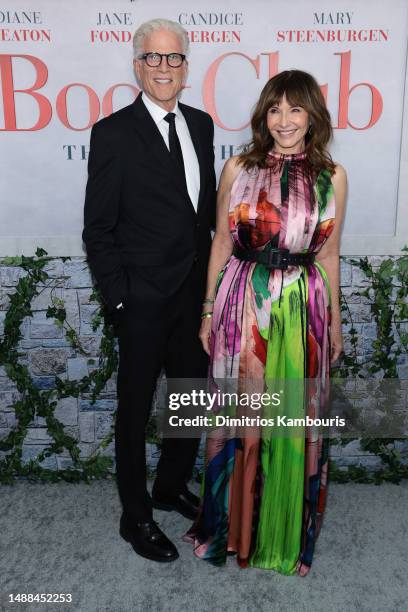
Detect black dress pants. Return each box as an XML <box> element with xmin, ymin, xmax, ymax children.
<box><xmin>114</xmin><ymin>267</ymin><xmax>208</xmax><ymax>523</ymax></box>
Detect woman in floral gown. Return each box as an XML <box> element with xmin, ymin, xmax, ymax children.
<box><xmin>185</xmin><ymin>70</ymin><xmax>347</xmax><ymax>576</ymax></box>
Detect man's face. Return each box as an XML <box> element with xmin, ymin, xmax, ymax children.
<box><xmin>134</xmin><ymin>29</ymin><xmax>188</xmax><ymax>111</ymax></box>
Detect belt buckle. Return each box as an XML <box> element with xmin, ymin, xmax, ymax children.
<box><xmin>268</xmin><ymin>248</ymin><xmax>289</xmax><ymax>270</ymax></box>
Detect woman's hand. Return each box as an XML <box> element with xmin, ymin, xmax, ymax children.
<box><xmin>199</xmin><ymin>316</ymin><xmax>212</xmax><ymax>356</ymax></box>
<box><xmin>330</xmin><ymin>323</ymin><xmax>344</xmax><ymax>364</ymax></box>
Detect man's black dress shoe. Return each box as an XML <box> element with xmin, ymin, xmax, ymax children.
<box><xmin>152</xmin><ymin>489</ymin><xmax>199</xmax><ymax>520</ymax></box>
<box><xmin>120</xmin><ymin>518</ymin><xmax>179</xmax><ymax>562</ymax></box>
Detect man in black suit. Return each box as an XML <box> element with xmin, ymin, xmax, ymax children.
<box><xmin>82</xmin><ymin>19</ymin><xmax>216</xmax><ymax>562</ymax></box>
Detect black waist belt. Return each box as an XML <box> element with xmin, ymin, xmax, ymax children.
<box><xmin>233</xmin><ymin>247</ymin><xmax>315</xmax><ymax>270</ymax></box>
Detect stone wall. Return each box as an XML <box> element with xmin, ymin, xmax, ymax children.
<box><xmin>0</xmin><ymin>256</ymin><xmax>407</xmax><ymax>474</ymax></box>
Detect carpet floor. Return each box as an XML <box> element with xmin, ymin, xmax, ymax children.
<box><xmin>0</xmin><ymin>479</ymin><xmax>407</xmax><ymax>612</ymax></box>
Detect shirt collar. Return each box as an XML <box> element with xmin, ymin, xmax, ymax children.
<box><xmin>141</xmin><ymin>92</ymin><xmax>180</xmax><ymax>125</ymax></box>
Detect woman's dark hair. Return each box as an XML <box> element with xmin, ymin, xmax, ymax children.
<box><xmin>239</xmin><ymin>70</ymin><xmax>335</xmax><ymax>175</ymax></box>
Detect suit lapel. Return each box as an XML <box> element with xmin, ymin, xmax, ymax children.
<box><xmin>131</xmin><ymin>94</ymin><xmax>196</xmax><ymax>215</ymax></box>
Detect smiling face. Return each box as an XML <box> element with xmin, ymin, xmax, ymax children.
<box><xmin>266</xmin><ymin>94</ymin><xmax>309</xmax><ymax>154</ymax></box>
<box><xmin>134</xmin><ymin>28</ymin><xmax>187</xmax><ymax>112</ymax></box>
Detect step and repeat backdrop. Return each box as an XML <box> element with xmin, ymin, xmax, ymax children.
<box><xmin>0</xmin><ymin>0</ymin><xmax>407</xmax><ymax>255</ymax></box>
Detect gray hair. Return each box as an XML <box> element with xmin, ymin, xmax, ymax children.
<box><xmin>132</xmin><ymin>18</ymin><xmax>189</xmax><ymax>58</ymax></box>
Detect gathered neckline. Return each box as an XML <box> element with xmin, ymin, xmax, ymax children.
<box><xmin>267</xmin><ymin>150</ymin><xmax>307</xmax><ymax>163</ymax></box>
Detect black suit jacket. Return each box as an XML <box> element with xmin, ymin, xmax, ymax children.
<box><xmin>83</xmin><ymin>93</ymin><xmax>216</xmax><ymax>313</ymax></box>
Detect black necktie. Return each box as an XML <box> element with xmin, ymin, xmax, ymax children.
<box><xmin>164</xmin><ymin>112</ymin><xmax>185</xmax><ymax>172</ymax></box>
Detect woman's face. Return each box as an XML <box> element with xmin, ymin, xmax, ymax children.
<box><xmin>266</xmin><ymin>94</ymin><xmax>309</xmax><ymax>154</ymax></box>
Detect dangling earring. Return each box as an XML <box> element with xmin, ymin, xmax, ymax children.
<box><xmin>308</xmin><ymin>124</ymin><xmax>312</xmax><ymax>135</ymax></box>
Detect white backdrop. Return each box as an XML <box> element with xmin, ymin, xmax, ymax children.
<box><xmin>0</xmin><ymin>0</ymin><xmax>407</xmax><ymax>255</ymax></box>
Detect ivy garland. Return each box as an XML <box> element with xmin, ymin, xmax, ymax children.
<box><xmin>0</xmin><ymin>248</ymin><xmax>407</xmax><ymax>485</ymax></box>
<box><xmin>0</xmin><ymin>249</ymin><xmax>118</xmax><ymax>484</ymax></box>
<box><xmin>332</xmin><ymin>247</ymin><xmax>408</xmax><ymax>483</ymax></box>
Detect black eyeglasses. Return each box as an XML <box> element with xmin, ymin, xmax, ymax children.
<box><xmin>137</xmin><ymin>52</ymin><xmax>186</xmax><ymax>68</ymax></box>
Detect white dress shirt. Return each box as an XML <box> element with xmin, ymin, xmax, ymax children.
<box><xmin>141</xmin><ymin>92</ymin><xmax>200</xmax><ymax>212</ymax></box>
